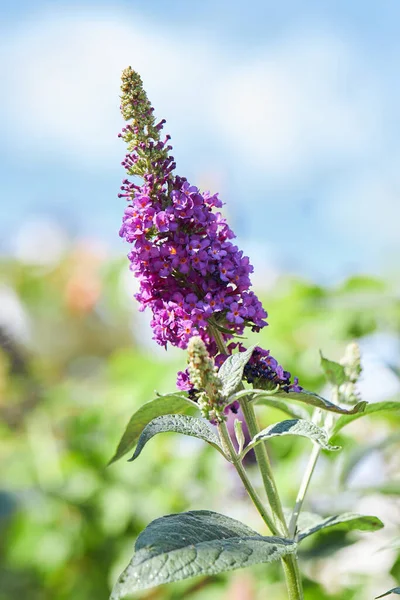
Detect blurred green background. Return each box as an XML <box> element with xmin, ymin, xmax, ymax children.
<box><xmin>1</xmin><ymin>242</ymin><xmax>400</xmax><ymax>600</ymax></box>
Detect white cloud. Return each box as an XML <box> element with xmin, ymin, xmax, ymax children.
<box><xmin>325</xmin><ymin>159</ymin><xmax>400</xmax><ymax>252</ymax></box>
<box><xmin>0</xmin><ymin>9</ymin><xmax>216</xmax><ymax>169</ymax></box>
<box><xmin>213</xmin><ymin>31</ymin><xmax>383</xmax><ymax>179</ymax></box>
<box><xmin>0</xmin><ymin>8</ymin><xmax>386</xmax><ymax>183</ymax></box>
<box><xmin>12</xmin><ymin>217</ymin><xmax>69</xmax><ymax>265</ymax></box>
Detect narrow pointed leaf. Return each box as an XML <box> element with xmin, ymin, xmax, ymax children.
<box><xmin>297</xmin><ymin>512</ymin><xmax>384</xmax><ymax>541</ymax></box>
<box><xmin>108</xmin><ymin>394</ymin><xmax>197</xmax><ymax>465</ymax></box>
<box><xmin>274</xmin><ymin>389</ymin><xmax>367</xmax><ymax>415</ymax></box>
<box><xmin>218</xmin><ymin>346</ymin><xmax>255</xmax><ymax>399</ymax></box>
<box><xmin>129</xmin><ymin>414</ymin><xmax>224</xmax><ymax>461</ymax></box>
<box><xmin>243</xmin><ymin>419</ymin><xmax>340</xmax><ymax>457</ymax></box>
<box><xmin>110</xmin><ymin>510</ymin><xmax>296</xmax><ymax>598</ymax></box>
<box><xmin>251</xmin><ymin>392</ymin><xmax>310</xmax><ymax>420</ymax></box>
<box><xmin>376</xmin><ymin>588</ymin><xmax>400</xmax><ymax>598</ymax></box>
<box><xmin>234</xmin><ymin>419</ymin><xmax>245</xmax><ymax>454</ymax></box>
<box><xmin>332</xmin><ymin>400</ymin><xmax>400</xmax><ymax>435</ymax></box>
<box><xmin>320</xmin><ymin>352</ymin><xmax>348</xmax><ymax>386</ymax></box>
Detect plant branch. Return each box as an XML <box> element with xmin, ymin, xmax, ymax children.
<box><xmin>239</xmin><ymin>401</ymin><xmax>304</xmax><ymax>599</ymax></box>
<box><xmin>217</xmin><ymin>421</ymin><xmax>276</xmax><ymax>533</ymax></box>
<box><xmin>289</xmin><ymin>409</ymin><xmax>333</xmax><ymax>538</ymax></box>
<box><xmin>210</xmin><ymin>324</ymin><xmax>229</xmax><ymax>355</ymax></box>
<box><xmin>281</xmin><ymin>555</ymin><xmax>304</xmax><ymax>600</ymax></box>
<box><xmin>210</xmin><ymin>324</ymin><xmax>303</xmax><ymax>598</ymax></box>
<box><xmin>209</xmin><ymin>323</ymin><xmax>286</xmax><ymax>534</ymax></box>
<box><xmin>288</xmin><ymin>443</ymin><xmax>321</xmax><ymax>538</ymax></box>
<box><xmin>239</xmin><ymin>399</ymin><xmax>288</xmax><ymax>536</ymax></box>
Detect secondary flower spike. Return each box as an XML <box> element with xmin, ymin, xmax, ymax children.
<box><xmin>118</xmin><ymin>67</ymin><xmax>268</xmax><ymax>353</ymax></box>
<box><xmin>243</xmin><ymin>347</ymin><xmax>302</xmax><ymax>393</ymax></box>
<box><xmin>187</xmin><ymin>336</ymin><xmax>224</xmax><ymax>422</ymax></box>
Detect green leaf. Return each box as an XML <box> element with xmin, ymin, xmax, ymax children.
<box><xmin>332</xmin><ymin>400</ymin><xmax>400</xmax><ymax>435</ymax></box>
<box><xmin>108</xmin><ymin>393</ymin><xmax>197</xmax><ymax>465</ymax></box>
<box><xmin>129</xmin><ymin>414</ymin><xmax>225</xmax><ymax>461</ymax></box>
<box><xmin>110</xmin><ymin>510</ymin><xmax>296</xmax><ymax>598</ymax></box>
<box><xmin>376</xmin><ymin>588</ymin><xmax>400</xmax><ymax>598</ymax></box>
<box><xmin>218</xmin><ymin>346</ymin><xmax>255</xmax><ymax>399</ymax></box>
<box><xmin>234</xmin><ymin>419</ymin><xmax>245</xmax><ymax>454</ymax></box>
<box><xmin>275</xmin><ymin>389</ymin><xmax>367</xmax><ymax>415</ymax></box>
<box><xmin>243</xmin><ymin>419</ymin><xmax>340</xmax><ymax>457</ymax></box>
<box><xmin>296</xmin><ymin>512</ymin><xmax>384</xmax><ymax>541</ymax></box>
<box><xmin>320</xmin><ymin>352</ymin><xmax>348</xmax><ymax>386</ymax></box>
<box><xmin>251</xmin><ymin>392</ymin><xmax>310</xmax><ymax>420</ymax></box>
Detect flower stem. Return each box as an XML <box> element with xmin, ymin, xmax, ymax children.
<box><xmin>289</xmin><ymin>443</ymin><xmax>321</xmax><ymax>538</ymax></box>
<box><xmin>289</xmin><ymin>409</ymin><xmax>333</xmax><ymax>538</ymax></box>
<box><xmin>210</xmin><ymin>324</ymin><xmax>303</xmax><ymax>598</ymax></box>
<box><xmin>239</xmin><ymin>400</ymin><xmax>304</xmax><ymax>599</ymax></box>
<box><xmin>281</xmin><ymin>555</ymin><xmax>304</xmax><ymax>600</ymax></box>
<box><xmin>210</xmin><ymin>324</ymin><xmax>229</xmax><ymax>355</ymax></box>
<box><xmin>217</xmin><ymin>421</ymin><xmax>276</xmax><ymax>533</ymax></box>
<box><xmin>239</xmin><ymin>399</ymin><xmax>287</xmax><ymax>535</ymax></box>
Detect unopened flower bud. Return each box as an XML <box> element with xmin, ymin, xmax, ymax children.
<box><xmin>341</xmin><ymin>342</ymin><xmax>362</xmax><ymax>383</ymax></box>
<box><xmin>120</xmin><ymin>67</ymin><xmax>173</xmax><ymax>183</ymax></box>
<box><xmin>187</xmin><ymin>336</ymin><xmax>224</xmax><ymax>422</ymax></box>
<box><xmin>338</xmin><ymin>342</ymin><xmax>362</xmax><ymax>405</ymax></box>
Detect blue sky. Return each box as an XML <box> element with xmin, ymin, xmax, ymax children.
<box><xmin>1</xmin><ymin>0</ymin><xmax>400</xmax><ymax>283</ymax></box>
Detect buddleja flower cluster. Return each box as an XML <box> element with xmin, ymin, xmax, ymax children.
<box><xmin>243</xmin><ymin>347</ymin><xmax>302</xmax><ymax>393</ymax></box>
<box><xmin>118</xmin><ymin>67</ymin><xmax>301</xmax><ymax>400</ymax></box>
<box><xmin>118</xmin><ymin>67</ymin><xmax>267</xmax><ymax>354</ymax></box>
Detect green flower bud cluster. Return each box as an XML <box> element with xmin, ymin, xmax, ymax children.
<box><xmin>335</xmin><ymin>342</ymin><xmax>362</xmax><ymax>406</ymax></box>
<box><xmin>341</xmin><ymin>342</ymin><xmax>362</xmax><ymax>382</ymax></box>
<box><xmin>187</xmin><ymin>336</ymin><xmax>224</xmax><ymax>422</ymax></box>
<box><xmin>119</xmin><ymin>67</ymin><xmax>172</xmax><ymax>181</ymax></box>
<box><xmin>340</xmin><ymin>342</ymin><xmax>362</xmax><ymax>405</ymax></box>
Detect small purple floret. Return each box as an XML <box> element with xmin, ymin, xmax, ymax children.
<box><xmin>176</xmin><ymin>369</ymin><xmax>193</xmax><ymax>391</ymax></box>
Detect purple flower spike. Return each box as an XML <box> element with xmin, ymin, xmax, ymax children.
<box><xmin>118</xmin><ymin>68</ymin><xmax>268</xmax><ymax>354</ymax></box>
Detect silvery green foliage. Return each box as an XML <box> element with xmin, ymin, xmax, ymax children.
<box><xmin>320</xmin><ymin>352</ymin><xmax>348</xmax><ymax>386</ymax></box>
<box><xmin>218</xmin><ymin>346</ymin><xmax>255</xmax><ymax>400</ymax></box>
<box><xmin>375</xmin><ymin>588</ymin><xmax>400</xmax><ymax>598</ymax></box>
<box><xmin>243</xmin><ymin>419</ymin><xmax>340</xmax><ymax>456</ymax></box>
<box><xmin>332</xmin><ymin>401</ymin><xmax>400</xmax><ymax>435</ymax></box>
<box><xmin>109</xmin><ymin>393</ymin><xmax>197</xmax><ymax>464</ymax></box>
<box><xmin>295</xmin><ymin>512</ymin><xmax>384</xmax><ymax>542</ymax></box>
<box><xmin>249</xmin><ymin>392</ymin><xmax>311</xmax><ymax>419</ymax></box>
<box><xmin>110</xmin><ymin>511</ymin><xmax>296</xmax><ymax>598</ymax></box>
<box><xmin>129</xmin><ymin>414</ymin><xmax>225</xmax><ymax>461</ymax></box>
<box><xmin>274</xmin><ymin>389</ymin><xmax>367</xmax><ymax>415</ymax></box>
